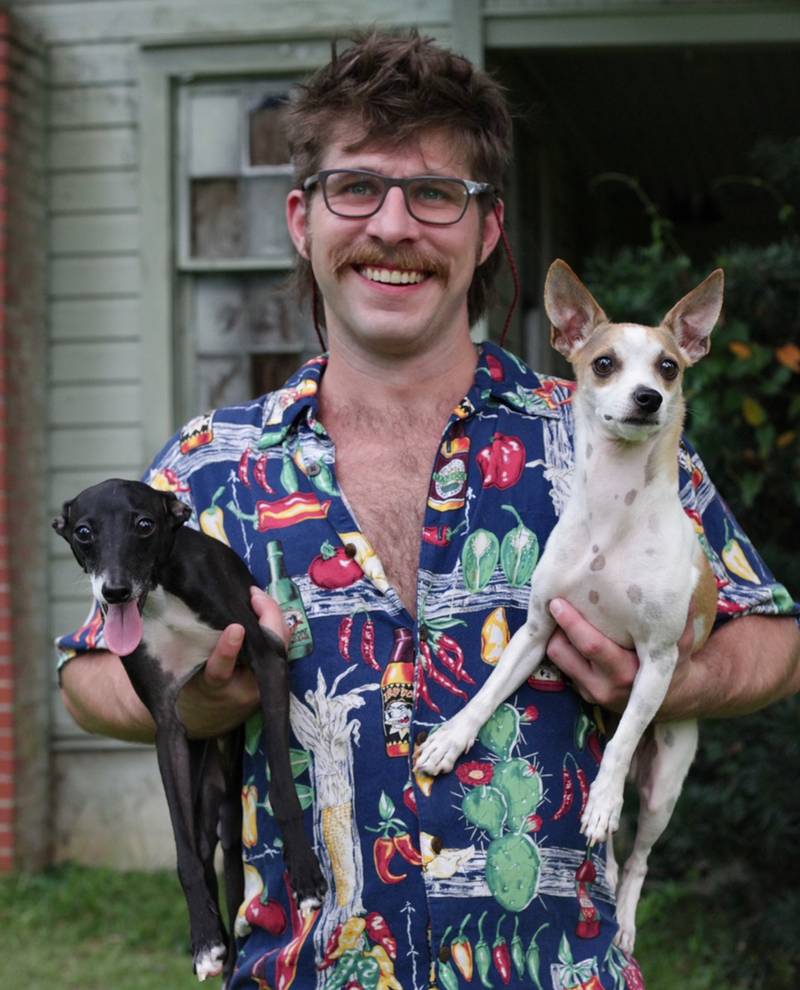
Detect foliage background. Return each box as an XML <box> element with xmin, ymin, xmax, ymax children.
<box><xmin>582</xmin><ymin>139</ymin><xmax>800</xmax><ymax>988</ymax></box>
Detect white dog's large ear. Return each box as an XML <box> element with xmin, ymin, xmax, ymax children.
<box><xmin>544</xmin><ymin>259</ymin><xmax>608</xmax><ymax>359</ymax></box>
<box><xmin>662</xmin><ymin>269</ymin><xmax>724</xmax><ymax>364</ymax></box>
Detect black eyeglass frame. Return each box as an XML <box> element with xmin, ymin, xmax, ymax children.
<box><xmin>302</xmin><ymin>168</ymin><xmax>494</xmax><ymax>225</ymax></box>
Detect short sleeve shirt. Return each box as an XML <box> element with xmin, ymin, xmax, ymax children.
<box><xmin>57</xmin><ymin>342</ymin><xmax>799</xmax><ymax>990</ymax></box>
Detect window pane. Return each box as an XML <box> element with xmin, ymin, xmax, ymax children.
<box><xmin>242</xmin><ymin>175</ymin><xmax>294</xmax><ymax>258</ymax></box>
<box><xmin>188</xmin><ymin>90</ymin><xmax>241</xmax><ymax>176</ymax></box>
<box><xmin>191</xmin><ymin>179</ymin><xmax>243</xmax><ymax>258</ymax></box>
<box><xmin>248</xmin><ymin>95</ymin><xmax>290</xmax><ymax>166</ymax></box>
<box><xmin>195</xmin><ymin>354</ymin><xmax>251</xmax><ymax>412</ymax></box>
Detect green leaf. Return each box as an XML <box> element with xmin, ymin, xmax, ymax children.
<box><xmin>378</xmin><ymin>791</ymin><xmax>396</xmax><ymax>822</ymax></box>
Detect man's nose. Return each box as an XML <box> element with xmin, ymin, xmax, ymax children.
<box><xmin>364</xmin><ymin>186</ymin><xmax>418</xmax><ymax>241</ymax></box>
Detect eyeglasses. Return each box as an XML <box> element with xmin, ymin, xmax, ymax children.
<box><xmin>302</xmin><ymin>169</ymin><xmax>494</xmax><ymax>225</ymax></box>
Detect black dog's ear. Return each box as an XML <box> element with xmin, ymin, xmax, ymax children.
<box><xmin>52</xmin><ymin>500</ymin><xmax>73</xmax><ymax>539</ymax></box>
<box><xmin>163</xmin><ymin>492</ymin><xmax>192</xmax><ymax>528</ymax></box>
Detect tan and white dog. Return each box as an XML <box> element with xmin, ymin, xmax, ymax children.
<box><xmin>415</xmin><ymin>259</ymin><xmax>723</xmax><ymax>950</ymax></box>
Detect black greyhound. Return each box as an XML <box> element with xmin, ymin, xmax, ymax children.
<box><xmin>55</xmin><ymin>479</ymin><xmax>326</xmax><ymax>982</ymax></box>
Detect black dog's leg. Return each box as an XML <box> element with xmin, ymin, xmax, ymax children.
<box><xmin>218</xmin><ymin>731</ymin><xmax>244</xmax><ymax>987</ymax></box>
<box><xmin>192</xmin><ymin>739</ymin><xmax>226</xmax><ymax>938</ymax></box>
<box><xmin>246</xmin><ymin>628</ymin><xmax>327</xmax><ymax>908</ymax></box>
<box><xmin>156</xmin><ymin>721</ymin><xmax>228</xmax><ymax>980</ymax></box>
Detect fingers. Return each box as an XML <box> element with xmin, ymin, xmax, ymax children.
<box><xmin>547</xmin><ymin>598</ymin><xmax>639</xmax><ymax>711</ymax></box>
<box><xmin>250</xmin><ymin>587</ymin><xmax>292</xmax><ymax>647</ymax></box>
<box><xmin>204</xmin><ymin>624</ymin><xmax>245</xmax><ymax>686</ymax></box>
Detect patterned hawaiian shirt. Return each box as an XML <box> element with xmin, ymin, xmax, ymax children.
<box><xmin>58</xmin><ymin>341</ymin><xmax>798</xmax><ymax>990</ymax></box>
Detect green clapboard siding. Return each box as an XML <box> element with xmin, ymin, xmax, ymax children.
<box><xmin>50</xmin><ymin>298</ymin><xmax>140</xmax><ymax>341</ymax></box>
<box><xmin>49</xmin><ymin>256</ymin><xmax>140</xmax><ymax>299</ymax></box>
<box><xmin>50</xmin><ymin>213</ymin><xmax>139</xmax><ymax>256</ymax></box>
<box><xmin>51</xmin><ymin>341</ymin><xmax>140</xmax><ymax>383</ymax></box>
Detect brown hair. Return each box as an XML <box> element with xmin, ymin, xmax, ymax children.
<box><xmin>285</xmin><ymin>28</ymin><xmax>513</xmax><ymax>328</ymax></box>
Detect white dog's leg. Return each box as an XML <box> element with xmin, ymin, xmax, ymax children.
<box><xmin>415</xmin><ymin>603</ymin><xmax>555</xmax><ymax>775</ymax></box>
<box><xmin>581</xmin><ymin>644</ymin><xmax>677</xmax><ymax>843</ymax></box>
<box><xmin>614</xmin><ymin>720</ymin><xmax>698</xmax><ymax>952</ymax></box>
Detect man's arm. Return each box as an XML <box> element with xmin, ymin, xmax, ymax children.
<box><xmin>546</xmin><ymin>598</ymin><xmax>800</xmax><ymax>720</ymax></box>
<box><xmin>60</xmin><ymin>589</ymin><xmax>285</xmax><ymax>743</ymax></box>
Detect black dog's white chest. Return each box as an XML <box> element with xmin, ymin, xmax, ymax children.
<box><xmin>139</xmin><ymin>587</ymin><xmax>220</xmax><ymax>682</ymax></box>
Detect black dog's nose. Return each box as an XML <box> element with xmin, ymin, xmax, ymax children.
<box><xmin>633</xmin><ymin>387</ymin><xmax>663</xmax><ymax>414</ymax></box>
<box><xmin>103</xmin><ymin>583</ymin><xmax>133</xmax><ymax>604</ymax></box>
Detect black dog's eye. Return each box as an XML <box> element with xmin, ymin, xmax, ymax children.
<box><xmin>136</xmin><ymin>517</ymin><xmax>156</xmax><ymax>536</ymax></box>
<box><xmin>74</xmin><ymin>525</ymin><xmax>93</xmax><ymax>543</ymax></box>
<box><xmin>592</xmin><ymin>355</ymin><xmax>615</xmax><ymax>377</ymax></box>
<box><xmin>659</xmin><ymin>358</ymin><xmax>679</xmax><ymax>380</ymax></box>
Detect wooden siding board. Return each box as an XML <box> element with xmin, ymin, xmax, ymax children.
<box><xmin>50</xmin><ymin>468</ymin><xmax>143</xmax><ymax>515</ymax></box>
<box><xmin>50</xmin><ymin>127</ymin><xmax>138</xmax><ymax>170</ymax></box>
<box><xmin>51</xmin><ymin>340</ymin><xmax>140</xmax><ymax>382</ymax></box>
<box><xmin>50</xmin><ymin>213</ymin><xmax>139</xmax><ymax>255</ymax></box>
<box><xmin>49</xmin><ymin>85</ymin><xmax>136</xmax><ymax>128</ymax></box>
<box><xmin>16</xmin><ymin>1</ymin><xmax>450</xmax><ymax>44</ymax></box>
<box><xmin>50</xmin><ymin>383</ymin><xmax>141</xmax><ymax>425</ymax></box>
<box><xmin>50</xmin><ymin>426</ymin><xmax>143</xmax><ymax>469</ymax></box>
<box><xmin>49</xmin><ymin>170</ymin><xmax>138</xmax><ymax>213</ymax></box>
<box><xmin>49</xmin><ymin>255</ymin><xmax>140</xmax><ymax>298</ymax></box>
<box><xmin>50</xmin><ymin>43</ymin><xmax>137</xmax><ymax>86</ymax></box>
<box><xmin>50</xmin><ymin>297</ymin><xmax>140</xmax><ymax>340</ymax></box>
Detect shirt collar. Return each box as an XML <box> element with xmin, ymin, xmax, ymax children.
<box><xmin>257</xmin><ymin>340</ymin><xmax>568</xmax><ymax>449</ymax></box>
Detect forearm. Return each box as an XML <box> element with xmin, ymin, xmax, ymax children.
<box><xmin>60</xmin><ymin>651</ymin><xmax>157</xmax><ymax>745</ymax></box>
<box><xmin>660</xmin><ymin>614</ymin><xmax>800</xmax><ymax>721</ymax></box>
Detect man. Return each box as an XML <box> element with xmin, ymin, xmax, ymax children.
<box><xmin>60</xmin><ymin>29</ymin><xmax>799</xmax><ymax>990</ymax></box>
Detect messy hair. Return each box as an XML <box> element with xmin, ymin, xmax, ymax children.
<box><xmin>285</xmin><ymin>28</ymin><xmax>513</xmax><ymax>327</ymax></box>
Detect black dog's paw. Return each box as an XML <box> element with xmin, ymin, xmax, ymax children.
<box><xmin>286</xmin><ymin>841</ymin><xmax>328</xmax><ymax>911</ymax></box>
<box><xmin>194</xmin><ymin>940</ymin><xmax>226</xmax><ymax>982</ymax></box>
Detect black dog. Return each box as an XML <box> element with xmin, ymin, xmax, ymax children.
<box><xmin>55</xmin><ymin>479</ymin><xmax>326</xmax><ymax>982</ymax></box>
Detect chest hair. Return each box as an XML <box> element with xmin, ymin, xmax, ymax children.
<box><xmin>324</xmin><ymin>403</ymin><xmax>452</xmax><ymax>617</ymax></box>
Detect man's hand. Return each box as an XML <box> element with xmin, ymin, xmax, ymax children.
<box><xmin>177</xmin><ymin>588</ymin><xmax>291</xmax><ymax>739</ymax></box>
<box><xmin>545</xmin><ymin>597</ymin><xmax>696</xmax><ymax>714</ymax></box>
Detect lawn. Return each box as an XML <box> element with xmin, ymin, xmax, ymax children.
<box><xmin>0</xmin><ymin>864</ymin><xmax>740</xmax><ymax>990</ymax></box>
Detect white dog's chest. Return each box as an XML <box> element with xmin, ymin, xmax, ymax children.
<box><xmin>140</xmin><ymin>587</ymin><xmax>220</xmax><ymax>682</ymax></box>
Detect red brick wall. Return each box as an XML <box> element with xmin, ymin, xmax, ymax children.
<box><xmin>0</xmin><ymin>10</ymin><xmax>48</xmax><ymax>872</ymax></box>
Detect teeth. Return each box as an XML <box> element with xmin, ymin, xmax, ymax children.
<box><xmin>361</xmin><ymin>266</ymin><xmax>425</xmax><ymax>285</ymax></box>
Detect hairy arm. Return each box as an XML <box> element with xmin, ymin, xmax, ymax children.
<box><xmin>546</xmin><ymin>598</ymin><xmax>800</xmax><ymax>720</ymax></box>
<box><xmin>60</xmin><ymin>589</ymin><xmax>285</xmax><ymax>743</ymax></box>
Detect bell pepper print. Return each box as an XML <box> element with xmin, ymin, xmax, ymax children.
<box><xmin>56</xmin><ymin>341</ymin><xmax>798</xmax><ymax>990</ymax></box>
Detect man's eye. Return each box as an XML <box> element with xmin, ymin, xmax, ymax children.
<box><xmin>660</xmin><ymin>358</ymin><xmax>679</xmax><ymax>380</ymax></box>
<box><xmin>412</xmin><ymin>181</ymin><xmax>460</xmax><ymax>204</ymax></box>
<box><xmin>136</xmin><ymin>517</ymin><xmax>155</xmax><ymax>536</ymax></box>
<box><xmin>340</xmin><ymin>178</ymin><xmax>381</xmax><ymax>198</ymax></box>
<box><xmin>74</xmin><ymin>525</ymin><xmax>92</xmax><ymax>543</ymax></box>
<box><xmin>592</xmin><ymin>355</ymin><xmax>615</xmax><ymax>377</ymax></box>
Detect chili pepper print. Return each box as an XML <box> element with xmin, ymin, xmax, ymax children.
<box><xmin>476</xmin><ymin>433</ymin><xmax>526</xmax><ymax>490</ymax></box>
<box><xmin>430</xmin><ymin>631</ymin><xmax>476</xmax><ymax>685</ymax></box>
<box><xmin>339</xmin><ymin>615</ymin><xmax>354</xmax><ymax>663</ymax></box>
<box><xmin>475</xmin><ymin>911</ymin><xmax>493</xmax><ymax>989</ymax></box>
<box><xmin>416</xmin><ymin>642</ymin><xmax>442</xmax><ymax>714</ymax></box>
<box><xmin>575</xmin><ymin>858</ymin><xmax>601</xmax><ymax>940</ymax></box>
<box><xmin>361</xmin><ymin>615</ymin><xmax>380</xmax><ymax>671</ymax></box>
<box><xmin>438</xmin><ymin>957</ymin><xmax>461</xmax><ymax>990</ymax></box>
<box><xmin>575</xmin><ymin>766</ymin><xmax>590</xmax><ymax>818</ymax></box>
<box><xmin>450</xmin><ymin>914</ymin><xmax>474</xmax><ymax>981</ymax></box>
<box><xmin>492</xmin><ymin>915</ymin><xmax>512</xmax><ymax>986</ymax></box>
<box><xmin>238</xmin><ymin>448</ymin><xmax>252</xmax><ymax>487</ymax></box>
<box><xmin>372</xmin><ymin>836</ymin><xmax>407</xmax><ymax>883</ymax></box>
<box><xmin>525</xmin><ymin>924</ymin><xmax>548</xmax><ymax>990</ymax></box>
<box><xmin>280</xmin><ymin>452</ymin><xmax>299</xmax><ymax>493</ymax></box>
<box><xmin>318</xmin><ymin>920</ymin><xmax>345</xmax><ymax>970</ymax></box>
<box><xmin>366</xmin><ymin>791</ymin><xmax>423</xmax><ymax>881</ymax></box>
<box><xmin>393</xmin><ymin>832</ymin><xmax>423</xmax><ymax>866</ymax></box>
<box><xmin>275</xmin><ymin>871</ymin><xmax>319</xmax><ymax>990</ymax></box>
<box><xmin>226</xmin><ymin>492</ymin><xmax>332</xmax><ymax>530</ymax></box>
<box><xmin>510</xmin><ymin>916</ymin><xmax>525</xmax><ymax>980</ymax></box>
<box><xmin>422</xmin><ymin>519</ymin><xmax>468</xmax><ymax>547</ymax></box>
<box><xmin>364</xmin><ymin>912</ymin><xmax>398</xmax><ymax>960</ymax></box>
<box><xmin>325</xmin><ymin>949</ymin><xmax>361</xmax><ymax>990</ymax></box>
<box><xmin>199</xmin><ymin>485</ymin><xmax>230</xmax><ymax>545</ymax></box>
<box><xmin>424</xmin><ymin>658</ymin><xmax>469</xmax><ymax>701</ymax></box>
<box><xmin>254</xmin><ymin>453</ymin><xmax>274</xmax><ymax>493</ymax></box>
<box><xmin>365</xmin><ymin>944</ymin><xmax>402</xmax><ymax>990</ymax></box>
<box><xmin>553</xmin><ymin>760</ymin><xmax>575</xmax><ymax>820</ymax></box>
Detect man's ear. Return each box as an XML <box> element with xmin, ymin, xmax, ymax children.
<box><xmin>52</xmin><ymin>500</ymin><xmax>73</xmax><ymax>539</ymax></box>
<box><xmin>661</xmin><ymin>269</ymin><xmax>724</xmax><ymax>365</ymax></box>
<box><xmin>163</xmin><ymin>492</ymin><xmax>192</xmax><ymax>528</ymax></box>
<box><xmin>545</xmin><ymin>259</ymin><xmax>608</xmax><ymax>360</ymax></box>
<box><xmin>286</xmin><ymin>188</ymin><xmax>310</xmax><ymax>259</ymax></box>
<box><xmin>478</xmin><ymin>198</ymin><xmax>503</xmax><ymax>266</ymax></box>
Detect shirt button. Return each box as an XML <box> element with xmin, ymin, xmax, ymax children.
<box><xmin>306</xmin><ymin>461</ymin><xmax>321</xmax><ymax>477</ymax></box>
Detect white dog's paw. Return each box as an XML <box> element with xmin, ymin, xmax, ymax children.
<box><xmin>194</xmin><ymin>943</ymin><xmax>226</xmax><ymax>982</ymax></box>
<box><xmin>580</xmin><ymin>776</ymin><xmax>623</xmax><ymax>844</ymax></box>
<box><xmin>415</xmin><ymin>719</ymin><xmax>476</xmax><ymax>776</ymax></box>
<box><xmin>613</xmin><ymin>922</ymin><xmax>636</xmax><ymax>955</ymax></box>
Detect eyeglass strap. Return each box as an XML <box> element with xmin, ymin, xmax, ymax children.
<box><xmin>495</xmin><ymin>201</ymin><xmax>520</xmax><ymax>349</ymax></box>
<box><xmin>310</xmin><ymin>202</ymin><xmax>520</xmax><ymax>353</ymax></box>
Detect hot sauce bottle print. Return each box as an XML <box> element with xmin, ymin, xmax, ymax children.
<box><xmin>266</xmin><ymin>539</ymin><xmax>313</xmax><ymax>661</ymax></box>
<box><xmin>380</xmin><ymin>627</ymin><xmax>415</xmax><ymax>757</ymax></box>
<box><xmin>428</xmin><ymin>423</ymin><xmax>470</xmax><ymax>512</ymax></box>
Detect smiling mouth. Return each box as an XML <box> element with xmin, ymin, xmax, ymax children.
<box><xmin>355</xmin><ymin>265</ymin><xmax>428</xmax><ymax>285</ymax></box>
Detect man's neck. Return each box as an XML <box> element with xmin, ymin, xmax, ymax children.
<box><xmin>318</xmin><ymin>330</ymin><xmax>479</xmax><ymax>425</ymax></box>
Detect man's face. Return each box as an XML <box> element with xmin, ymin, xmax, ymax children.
<box><xmin>286</xmin><ymin>127</ymin><xmax>502</xmax><ymax>360</ymax></box>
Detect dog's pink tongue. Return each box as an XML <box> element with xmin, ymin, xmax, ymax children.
<box><xmin>104</xmin><ymin>601</ymin><xmax>143</xmax><ymax>656</ymax></box>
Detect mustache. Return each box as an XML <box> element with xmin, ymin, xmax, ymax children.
<box><xmin>328</xmin><ymin>243</ymin><xmax>448</xmax><ymax>280</ymax></box>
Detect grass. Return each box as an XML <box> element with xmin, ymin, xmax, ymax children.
<box><xmin>0</xmin><ymin>865</ymin><xmax>737</xmax><ymax>989</ymax></box>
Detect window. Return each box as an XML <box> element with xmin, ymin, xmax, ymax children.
<box><xmin>175</xmin><ymin>79</ymin><xmax>316</xmax><ymax>419</ymax></box>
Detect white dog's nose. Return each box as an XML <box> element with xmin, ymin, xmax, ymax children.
<box><xmin>632</xmin><ymin>387</ymin><xmax>662</xmax><ymax>414</ymax></box>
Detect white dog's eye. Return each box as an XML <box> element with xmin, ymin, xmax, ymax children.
<box><xmin>659</xmin><ymin>358</ymin><xmax>679</xmax><ymax>380</ymax></box>
<box><xmin>592</xmin><ymin>355</ymin><xmax>615</xmax><ymax>377</ymax></box>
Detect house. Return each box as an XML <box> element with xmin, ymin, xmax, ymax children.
<box><xmin>1</xmin><ymin>0</ymin><xmax>798</xmax><ymax>870</ymax></box>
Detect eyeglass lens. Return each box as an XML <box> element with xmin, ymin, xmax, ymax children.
<box><xmin>322</xmin><ymin>171</ymin><xmax>469</xmax><ymax>223</ymax></box>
